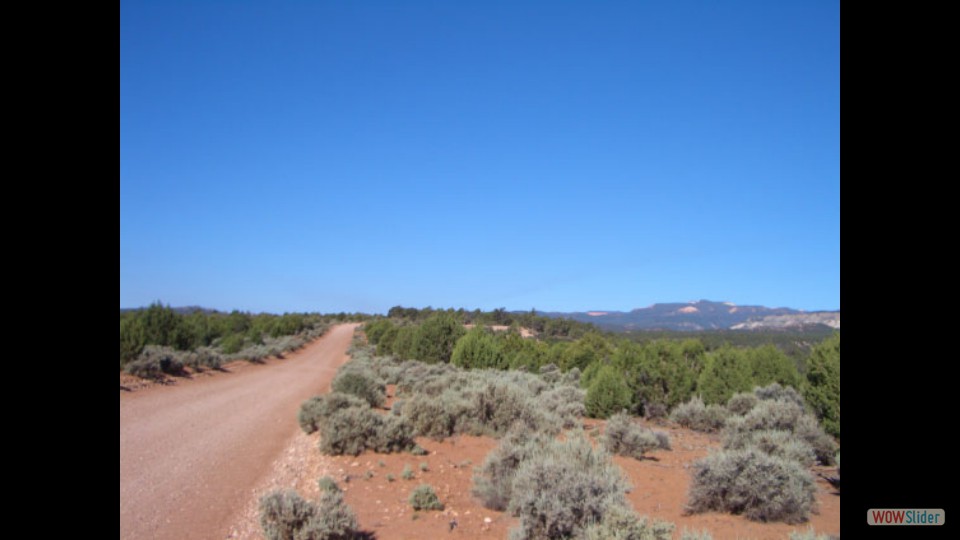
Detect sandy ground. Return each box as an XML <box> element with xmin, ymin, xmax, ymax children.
<box><xmin>230</xmin><ymin>390</ymin><xmax>838</xmax><ymax>540</ymax></box>
<box><xmin>598</xmin><ymin>419</ymin><xmax>840</xmax><ymax>540</ymax></box>
<box><xmin>119</xmin><ymin>323</ymin><xmax>359</xmax><ymax>540</ymax></box>
<box><xmin>463</xmin><ymin>324</ymin><xmax>537</xmax><ymax>338</ymax></box>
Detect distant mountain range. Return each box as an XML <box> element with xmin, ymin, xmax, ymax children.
<box><xmin>538</xmin><ymin>300</ymin><xmax>840</xmax><ymax>332</ymax></box>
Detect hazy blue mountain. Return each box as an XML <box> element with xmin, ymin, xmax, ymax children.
<box><xmin>537</xmin><ymin>300</ymin><xmax>839</xmax><ymax>332</ymax></box>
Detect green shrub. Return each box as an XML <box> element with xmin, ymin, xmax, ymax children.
<box><xmin>332</xmin><ymin>369</ymin><xmax>386</xmax><ymax>408</ymax></box>
<box><xmin>419</xmin><ymin>462</ymin><xmax>428</xmax><ymax>472</ymax></box>
<box><xmin>258</xmin><ymin>488</ymin><xmax>358</xmax><ymax>540</ymax></box>
<box><xmin>409</xmin><ymin>484</ymin><xmax>444</xmax><ymax>511</ymax></box>
<box><xmin>602</xmin><ymin>412</ymin><xmax>664</xmax><ymax>459</ymax></box>
<box><xmin>508</xmin><ymin>433</ymin><xmax>631</xmax><ymax>539</ymax></box>
<box><xmin>364</xmin><ymin>319</ymin><xmax>394</xmax><ymax>345</ymax></box>
<box><xmin>670</xmin><ymin>397</ymin><xmax>729</xmax><ymax>432</ymax></box>
<box><xmin>747</xmin><ymin>345</ymin><xmax>800</xmax><ymax>389</ymax></box>
<box><xmin>402</xmin><ymin>464</ymin><xmax>414</xmax><ymax>480</ymax></box>
<box><xmin>452</xmin><ymin>326</ymin><xmax>506</xmax><ymax>369</ymax></box>
<box><xmin>120</xmin><ymin>315</ymin><xmax>146</xmax><ymax>366</ymax></box>
<box><xmin>585</xmin><ymin>365</ymin><xmax>632</xmax><ymax>419</ymax></box>
<box><xmin>390</xmin><ymin>325</ymin><xmax>418</xmax><ymax>360</ymax></box>
<box><xmin>803</xmin><ymin>334</ymin><xmax>840</xmax><ymax>438</ymax></box>
<box><xmin>560</xmin><ymin>333</ymin><xmax>613</xmax><ymax>372</ymax></box>
<box><xmin>318</xmin><ymin>407</ymin><xmax>414</xmax><ymax>456</ymax></box>
<box><xmin>473</xmin><ymin>429</ymin><xmax>550</xmax><ymax>511</ymax></box>
<box><xmin>687</xmin><ymin>448</ymin><xmax>816</xmax><ymax>523</ymax></box>
<box><xmin>697</xmin><ymin>347</ymin><xmax>753</xmax><ymax>405</ymax></box>
<box><xmin>376</xmin><ymin>324</ymin><xmax>399</xmax><ymax>356</ymax></box>
<box><xmin>412</xmin><ymin>312</ymin><xmax>466</xmax><ymax>364</ymax></box>
<box><xmin>582</xmin><ymin>504</ymin><xmax>674</xmax><ymax>540</ymax></box>
<box><xmin>298</xmin><ymin>393</ymin><xmax>368</xmax><ymax>434</ymax></box>
<box><xmin>220</xmin><ymin>333</ymin><xmax>246</xmax><ymax>355</ymax></box>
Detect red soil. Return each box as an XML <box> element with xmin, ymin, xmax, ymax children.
<box><xmin>232</xmin><ymin>395</ymin><xmax>838</xmax><ymax>540</ymax></box>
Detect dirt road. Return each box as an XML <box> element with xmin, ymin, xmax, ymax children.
<box><xmin>119</xmin><ymin>323</ymin><xmax>359</xmax><ymax>540</ymax></box>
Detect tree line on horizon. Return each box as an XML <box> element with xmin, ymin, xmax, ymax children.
<box><xmin>118</xmin><ymin>303</ymin><xmax>366</xmax><ymax>369</ymax></box>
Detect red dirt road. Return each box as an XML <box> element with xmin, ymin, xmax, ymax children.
<box><xmin>119</xmin><ymin>323</ymin><xmax>359</xmax><ymax>540</ymax></box>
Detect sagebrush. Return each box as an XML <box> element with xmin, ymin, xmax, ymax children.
<box><xmin>332</xmin><ymin>369</ymin><xmax>386</xmax><ymax>408</ymax></box>
<box><xmin>686</xmin><ymin>448</ymin><xmax>816</xmax><ymax>523</ymax></box>
<box><xmin>602</xmin><ymin>412</ymin><xmax>669</xmax><ymax>459</ymax></box>
<box><xmin>473</xmin><ymin>428</ymin><xmax>551</xmax><ymax>511</ymax></box>
<box><xmin>298</xmin><ymin>392</ymin><xmax>368</xmax><ymax>434</ymax></box>
<box><xmin>582</xmin><ymin>504</ymin><xmax>674</xmax><ymax>540</ymax></box>
<box><xmin>670</xmin><ymin>397</ymin><xmax>729</xmax><ymax>432</ymax></box>
<box><xmin>409</xmin><ymin>484</ymin><xmax>444</xmax><ymax>511</ymax></box>
<box><xmin>258</xmin><ymin>488</ymin><xmax>358</xmax><ymax>540</ymax></box>
<box><xmin>508</xmin><ymin>433</ymin><xmax>631</xmax><ymax>539</ymax></box>
<box><xmin>319</xmin><ymin>407</ymin><xmax>414</xmax><ymax>456</ymax></box>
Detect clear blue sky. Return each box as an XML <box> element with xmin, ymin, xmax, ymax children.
<box><xmin>120</xmin><ymin>0</ymin><xmax>839</xmax><ymax>314</ymax></box>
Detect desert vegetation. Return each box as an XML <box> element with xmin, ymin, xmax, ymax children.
<box><xmin>259</xmin><ymin>481</ymin><xmax>361</xmax><ymax>540</ymax></box>
<box><xmin>282</xmin><ymin>309</ymin><xmax>839</xmax><ymax>536</ymax></box>
<box><xmin>678</xmin><ymin>382</ymin><xmax>836</xmax><ymax>524</ymax></box>
<box><xmin>298</xmin><ymin>337</ymin><xmax>686</xmax><ymax>538</ymax></box>
<box><xmin>602</xmin><ymin>412</ymin><xmax>671</xmax><ymax>459</ymax></box>
<box><xmin>300</xmin><ymin>342</ymin><xmax>586</xmax><ymax>455</ymax></box>
<box><xmin>119</xmin><ymin>303</ymin><xmax>354</xmax><ymax>376</ymax></box>
<box><xmin>471</xmin><ymin>427</ymin><xmax>676</xmax><ymax>540</ymax></box>
<box><xmin>365</xmin><ymin>309</ymin><xmax>837</xmax><ymax>437</ymax></box>
<box><xmin>408</xmin><ymin>484</ymin><xmax>444</xmax><ymax>511</ymax></box>
<box><xmin>686</xmin><ymin>448</ymin><xmax>816</xmax><ymax>523</ymax></box>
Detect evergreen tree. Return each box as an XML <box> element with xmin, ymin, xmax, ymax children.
<box><xmin>803</xmin><ymin>334</ymin><xmax>840</xmax><ymax>437</ymax></box>
<box><xmin>585</xmin><ymin>364</ymin><xmax>632</xmax><ymax>418</ymax></box>
<box><xmin>697</xmin><ymin>346</ymin><xmax>753</xmax><ymax>404</ymax></box>
<box><xmin>451</xmin><ymin>326</ymin><xmax>505</xmax><ymax>369</ymax></box>
<box><xmin>412</xmin><ymin>312</ymin><xmax>465</xmax><ymax>363</ymax></box>
<box><xmin>119</xmin><ymin>315</ymin><xmax>146</xmax><ymax>366</ymax></box>
<box><xmin>560</xmin><ymin>333</ymin><xmax>612</xmax><ymax>371</ymax></box>
<box><xmin>748</xmin><ymin>345</ymin><xmax>801</xmax><ymax>389</ymax></box>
